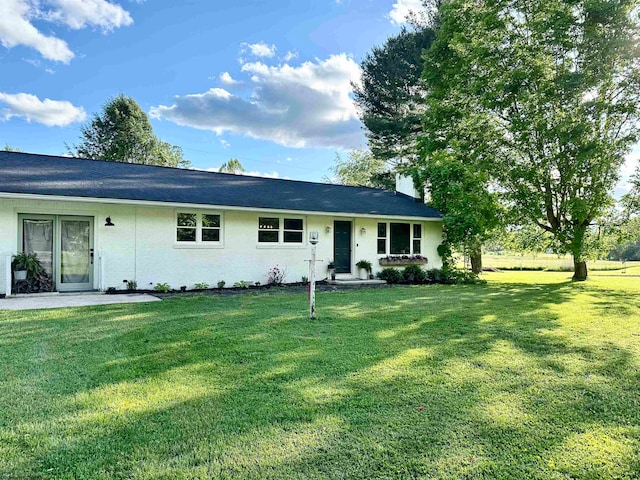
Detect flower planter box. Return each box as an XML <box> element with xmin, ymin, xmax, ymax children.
<box><xmin>379</xmin><ymin>259</ymin><xmax>428</xmax><ymax>267</ymax></box>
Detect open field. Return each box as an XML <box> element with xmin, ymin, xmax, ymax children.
<box><xmin>1</xmin><ymin>272</ymin><xmax>639</xmax><ymax>479</ymax></box>
<box><xmin>476</xmin><ymin>253</ymin><xmax>640</xmax><ymax>271</ymax></box>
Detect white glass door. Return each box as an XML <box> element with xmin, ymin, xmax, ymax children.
<box><xmin>58</xmin><ymin>217</ymin><xmax>94</xmax><ymax>291</ymax></box>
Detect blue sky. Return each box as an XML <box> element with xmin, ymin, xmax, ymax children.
<box><xmin>0</xmin><ymin>0</ymin><xmax>423</xmax><ymax>181</ymax></box>
<box><xmin>0</xmin><ymin>0</ymin><xmax>637</xmax><ymax>194</ymax></box>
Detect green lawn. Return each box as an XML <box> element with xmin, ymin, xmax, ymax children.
<box><xmin>477</xmin><ymin>253</ymin><xmax>640</xmax><ymax>271</ymax></box>
<box><xmin>1</xmin><ymin>273</ymin><xmax>639</xmax><ymax>479</ymax></box>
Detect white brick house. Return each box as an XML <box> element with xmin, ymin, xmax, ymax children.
<box><xmin>0</xmin><ymin>151</ymin><xmax>442</xmax><ymax>296</ymax></box>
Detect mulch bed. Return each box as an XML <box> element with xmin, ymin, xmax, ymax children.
<box><xmin>107</xmin><ymin>280</ymin><xmax>398</xmax><ymax>299</ymax></box>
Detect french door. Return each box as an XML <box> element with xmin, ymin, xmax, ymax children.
<box><xmin>19</xmin><ymin>215</ymin><xmax>94</xmax><ymax>292</ymax></box>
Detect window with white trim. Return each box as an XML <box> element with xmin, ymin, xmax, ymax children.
<box><xmin>258</xmin><ymin>216</ymin><xmax>304</xmax><ymax>244</ymax></box>
<box><xmin>176</xmin><ymin>212</ymin><xmax>222</xmax><ymax>243</ymax></box>
<box><xmin>377</xmin><ymin>221</ymin><xmax>423</xmax><ymax>255</ymax></box>
<box><xmin>377</xmin><ymin>222</ymin><xmax>387</xmax><ymax>254</ymax></box>
<box><xmin>413</xmin><ymin>224</ymin><xmax>422</xmax><ymax>254</ymax></box>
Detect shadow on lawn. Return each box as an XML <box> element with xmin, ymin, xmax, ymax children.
<box><xmin>1</xmin><ymin>280</ymin><xmax>639</xmax><ymax>479</ymax></box>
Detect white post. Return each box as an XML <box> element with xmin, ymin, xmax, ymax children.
<box><xmin>5</xmin><ymin>253</ymin><xmax>13</xmax><ymax>297</ymax></box>
<box><xmin>309</xmin><ymin>231</ymin><xmax>319</xmax><ymax>319</ymax></box>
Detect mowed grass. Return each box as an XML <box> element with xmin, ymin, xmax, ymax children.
<box><xmin>479</xmin><ymin>253</ymin><xmax>640</xmax><ymax>271</ymax></box>
<box><xmin>1</xmin><ymin>273</ymin><xmax>639</xmax><ymax>479</ymax></box>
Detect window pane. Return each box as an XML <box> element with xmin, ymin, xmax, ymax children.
<box><xmin>390</xmin><ymin>223</ymin><xmax>411</xmax><ymax>254</ymax></box>
<box><xmin>203</xmin><ymin>214</ymin><xmax>220</xmax><ymax>228</ymax></box>
<box><xmin>202</xmin><ymin>229</ymin><xmax>220</xmax><ymax>242</ymax></box>
<box><xmin>259</xmin><ymin>231</ymin><xmax>279</xmax><ymax>243</ymax></box>
<box><xmin>377</xmin><ymin>238</ymin><xmax>386</xmax><ymax>255</ymax></box>
<box><xmin>177</xmin><ymin>228</ymin><xmax>196</xmax><ymax>242</ymax></box>
<box><xmin>378</xmin><ymin>223</ymin><xmax>387</xmax><ymax>238</ymax></box>
<box><xmin>177</xmin><ymin>213</ymin><xmax>197</xmax><ymax>227</ymax></box>
<box><xmin>284</xmin><ymin>218</ymin><xmax>303</xmax><ymax>231</ymax></box>
<box><xmin>284</xmin><ymin>231</ymin><xmax>303</xmax><ymax>243</ymax></box>
<box><xmin>259</xmin><ymin>217</ymin><xmax>279</xmax><ymax>230</ymax></box>
<box><xmin>413</xmin><ymin>224</ymin><xmax>422</xmax><ymax>239</ymax></box>
<box><xmin>413</xmin><ymin>239</ymin><xmax>421</xmax><ymax>254</ymax></box>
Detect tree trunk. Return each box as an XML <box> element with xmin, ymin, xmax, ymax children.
<box><xmin>573</xmin><ymin>258</ymin><xmax>588</xmax><ymax>281</ymax></box>
<box><xmin>470</xmin><ymin>247</ymin><xmax>482</xmax><ymax>274</ymax></box>
<box><xmin>571</xmin><ymin>224</ymin><xmax>588</xmax><ymax>281</ymax></box>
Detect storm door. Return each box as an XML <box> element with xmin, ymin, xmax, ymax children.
<box><xmin>58</xmin><ymin>216</ymin><xmax>94</xmax><ymax>291</ymax></box>
<box><xmin>333</xmin><ymin>220</ymin><xmax>352</xmax><ymax>274</ymax></box>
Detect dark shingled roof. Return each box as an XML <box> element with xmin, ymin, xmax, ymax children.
<box><xmin>0</xmin><ymin>151</ymin><xmax>441</xmax><ymax>219</ymax></box>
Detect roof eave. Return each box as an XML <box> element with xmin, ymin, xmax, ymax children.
<box><xmin>0</xmin><ymin>191</ymin><xmax>443</xmax><ymax>221</ymax></box>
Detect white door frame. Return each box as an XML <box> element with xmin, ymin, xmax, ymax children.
<box><xmin>17</xmin><ymin>214</ymin><xmax>95</xmax><ymax>292</ymax></box>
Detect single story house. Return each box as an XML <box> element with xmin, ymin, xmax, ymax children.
<box><xmin>0</xmin><ymin>151</ymin><xmax>442</xmax><ymax>296</ymax></box>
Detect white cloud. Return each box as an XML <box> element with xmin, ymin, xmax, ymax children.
<box><xmin>0</xmin><ymin>92</ymin><xmax>86</xmax><ymax>126</ymax></box>
<box><xmin>242</xmin><ymin>42</ymin><xmax>276</xmax><ymax>58</ymax></box>
<box><xmin>0</xmin><ymin>0</ymin><xmax>74</xmax><ymax>62</ymax></box>
<box><xmin>245</xmin><ymin>170</ymin><xmax>280</xmax><ymax>179</ymax></box>
<box><xmin>220</xmin><ymin>139</ymin><xmax>230</xmax><ymax>148</ymax></box>
<box><xmin>219</xmin><ymin>71</ymin><xmax>242</xmax><ymax>86</ymax></box>
<box><xmin>150</xmin><ymin>53</ymin><xmax>365</xmax><ymax>149</ymax></box>
<box><xmin>282</xmin><ymin>50</ymin><xmax>298</xmax><ymax>62</ymax></box>
<box><xmin>388</xmin><ymin>0</ymin><xmax>422</xmax><ymax>25</ymax></box>
<box><xmin>0</xmin><ymin>0</ymin><xmax>132</xmax><ymax>63</ymax></box>
<box><xmin>45</xmin><ymin>0</ymin><xmax>133</xmax><ymax>31</ymax></box>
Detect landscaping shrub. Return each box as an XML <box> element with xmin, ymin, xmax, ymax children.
<box><xmin>377</xmin><ymin>267</ymin><xmax>402</xmax><ymax>284</ymax></box>
<box><xmin>402</xmin><ymin>265</ymin><xmax>427</xmax><ymax>284</ymax></box>
<box><xmin>426</xmin><ymin>267</ymin><xmax>486</xmax><ymax>285</ymax></box>
<box><xmin>266</xmin><ymin>265</ymin><xmax>286</xmax><ymax>285</ymax></box>
<box><xmin>154</xmin><ymin>282</ymin><xmax>171</xmax><ymax>292</ymax></box>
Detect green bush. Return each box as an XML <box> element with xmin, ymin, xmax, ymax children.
<box><xmin>154</xmin><ymin>282</ymin><xmax>171</xmax><ymax>293</ymax></box>
<box><xmin>426</xmin><ymin>268</ymin><xmax>486</xmax><ymax>285</ymax></box>
<box><xmin>402</xmin><ymin>265</ymin><xmax>427</xmax><ymax>284</ymax></box>
<box><xmin>377</xmin><ymin>267</ymin><xmax>402</xmax><ymax>284</ymax></box>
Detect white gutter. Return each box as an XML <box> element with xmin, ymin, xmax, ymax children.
<box><xmin>0</xmin><ymin>192</ymin><xmax>442</xmax><ymax>222</ymax></box>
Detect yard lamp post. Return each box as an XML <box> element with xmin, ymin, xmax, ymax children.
<box><xmin>309</xmin><ymin>231</ymin><xmax>319</xmax><ymax>319</ymax></box>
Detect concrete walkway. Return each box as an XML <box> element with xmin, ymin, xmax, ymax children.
<box><xmin>0</xmin><ymin>293</ymin><xmax>161</xmax><ymax>311</ymax></box>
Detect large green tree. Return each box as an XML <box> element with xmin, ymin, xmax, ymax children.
<box><xmin>423</xmin><ymin>0</ymin><xmax>640</xmax><ymax>280</ymax></box>
<box><xmin>69</xmin><ymin>94</ymin><xmax>189</xmax><ymax>168</ymax></box>
<box><xmin>325</xmin><ymin>149</ymin><xmax>394</xmax><ymax>190</ymax></box>
<box><xmin>353</xmin><ymin>26</ymin><xmax>436</xmax><ymax>163</ymax></box>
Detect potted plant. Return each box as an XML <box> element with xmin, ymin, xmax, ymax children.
<box><xmin>12</xmin><ymin>252</ymin><xmax>41</xmax><ymax>281</ymax></box>
<box><xmin>327</xmin><ymin>261</ymin><xmax>336</xmax><ymax>280</ymax></box>
<box><xmin>356</xmin><ymin>260</ymin><xmax>372</xmax><ymax>280</ymax></box>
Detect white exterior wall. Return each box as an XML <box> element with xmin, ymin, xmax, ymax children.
<box><xmin>0</xmin><ymin>197</ymin><xmax>443</xmax><ymax>295</ymax></box>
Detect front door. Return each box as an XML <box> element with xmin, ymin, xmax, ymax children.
<box><xmin>334</xmin><ymin>220</ymin><xmax>352</xmax><ymax>274</ymax></box>
<box><xmin>19</xmin><ymin>215</ymin><xmax>94</xmax><ymax>292</ymax></box>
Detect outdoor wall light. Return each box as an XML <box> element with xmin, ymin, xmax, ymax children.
<box><xmin>360</xmin><ymin>227</ymin><xmax>367</xmax><ymax>235</ymax></box>
<box><xmin>105</xmin><ymin>216</ymin><xmax>115</xmax><ymax>227</ymax></box>
<box><xmin>325</xmin><ymin>225</ymin><xmax>331</xmax><ymax>233</ymax></box>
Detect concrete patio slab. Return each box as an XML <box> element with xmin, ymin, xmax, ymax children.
<box><xmin>0</xmin><ymin>293</ymin><xmax>161</xmax><ymax>311</ymax></box>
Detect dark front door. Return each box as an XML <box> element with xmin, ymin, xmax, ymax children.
<box><xmin>334</xmin><ymin>220</ymin><xmax>352</xmax><ymax>273</ymax></box>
